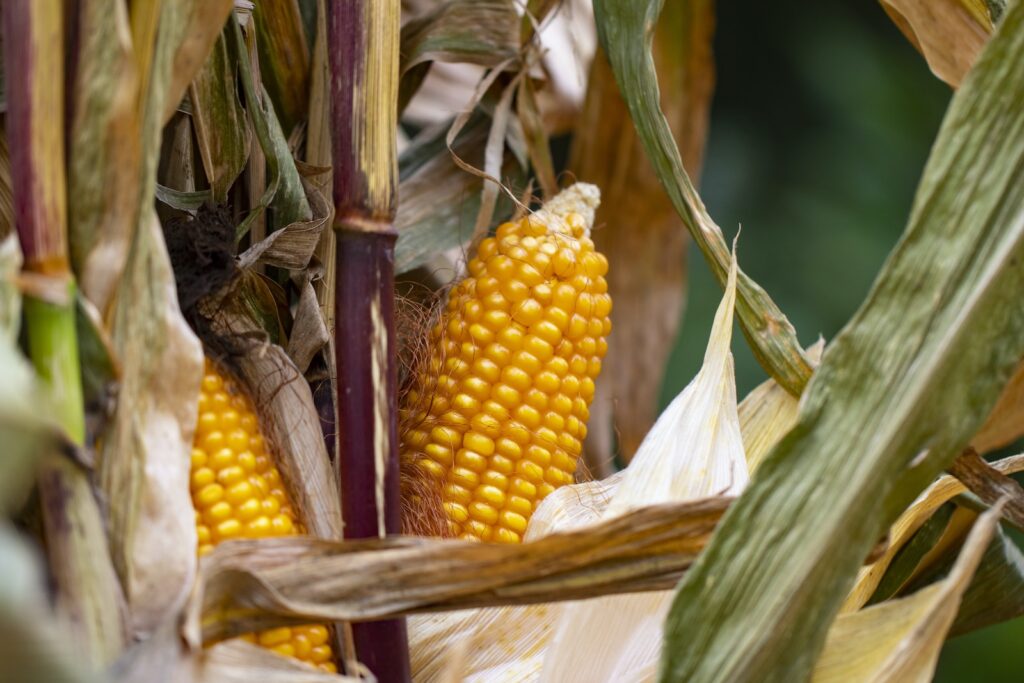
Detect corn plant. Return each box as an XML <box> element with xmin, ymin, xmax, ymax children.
<box><xmin>1</xmin><ymin>0</ymin><xmax>1023</xmax><ymax>682</ymax></box>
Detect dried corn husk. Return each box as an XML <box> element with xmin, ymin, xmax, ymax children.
<box><xmin>812</xmin><ymin>501</ymin><xmax>1003</xmax><ymax>682</ymax></box>
<box><xmin>844</xmin><ymin>453</ymin><xmax>1024</xmax><ymax>611</ymax></box>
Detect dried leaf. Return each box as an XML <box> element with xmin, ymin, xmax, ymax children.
<box><xmin>394</xmin><ymin>114</ymin><xmax>520</xmax><ymax>275</ymax></box>
<box><xmin>98</xmin><ymin>0</ymin><xmax>206</xmax><ymax>639</ymax></box>
<box><xmin>67</xmin><ymin>0</ymin><xmax>140</xmax><ymax>316</ymax></box>
<box><xmin>232</xmin><ymin>15</ymin><xmax>312</xmax><ymax>241</ymax></box>
<box><xmin>573</xmin><ymin>0</ymin><xmax>714</xmax><ymax>463</ymax></box>
<box><xmin>305</xmin><ymin>0</ymin><xmax>337</xmax><ymax>338</ymax></box>
<box><xmin>238</xmin><ymin>177</ymin><xmax>330</xmax><ymax>272</ymax></box>
<box><xmin>162</xmin><ymin>0</ymin><xmax>235</xmax><ymax>124</ymax></box>
<box><xmin>398</xmin><ymin>0</ymin><xmax>519</xmax><ymax>111</ymax></box>
<box><xmin>880</xmin><ymin>0</ymin><xmax>993</xmax><ymax>87</ymax></box>
<box><xmin>192</xmin><ymin>498</ymin><xmax>728</xmax><ymax>643</ymax></box>
<box><xmin>811</xmin><ymin>501</ymin><xmax>1002</xmax><ymax>683</ymax></box>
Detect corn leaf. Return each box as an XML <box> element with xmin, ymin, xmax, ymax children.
<box><xmin>232</xmin><ymin>15</ymin><xmax>312</xmax><ymax>242</ymax></box>
<box><xmin>251</xmin><ymin>0</ymin><xmax>311</xmax><ymax>135</ymax></box>
<box><xmin>97</xmin><ymin>0</ymin><xmax>207</xmax><ymax>639</ymax></box>
<box><xmin>811</xmin><ymin>502</ymin><xmax>1002</xmax><ymax>683</ymax></box>
<box><xmin>659</xmin><ymin>3</ymin><xmax>1024</xmax><ymax>679</ymax></box>
<box><xmin>161</xmin><ymin>0</ymin><xmax>235</xmax><ymax>124</ymax></box>
<box><xmin>592</xmin><ymin>0</ymin><xmax>813</xmax><ymax>396</ymax></box>
<box><xmin>66</xmin><ymin>0</ymin><xmax>139</xmax><ymax>316</ymax></box>
<box><xmin>394</xmin><ymin>115</ymin><xmax>521</xmax><ymax>275</ymax></box>
<box><xmin>193</xmin><ymin>497</ymin><xmax>728</xmax><ymax>643</ymax></box>
<box><xmin>189</xmin><ymin>29</ymin><xmax>251</xmax><ymax>203</ymax></box>
<box><xmin>398</xmin><ymin>0</ymin><xmax>519</xmax><ymax>112</ymax></box>
<box><xmin>573</xmin><ymin>0</ymin><xmax>713</xmax><ymax>464</ymax></box>
<box><xmin>950</xmin><ymin>521</ymin><xmax>1024</xmax><ymax>635</ymax></box>
<box><xmin>880</xmin><ymin>0</ymin><xmax>995</xmax><ymax>87</ymax></box>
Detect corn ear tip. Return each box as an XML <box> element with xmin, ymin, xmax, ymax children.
<box><xmin>534</xmin><ymin>183</ymin><xmax>601</xmax><ymax>234</ymax></box>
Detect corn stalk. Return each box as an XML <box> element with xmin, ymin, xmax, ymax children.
<box><xmin>2</xmin><ymin>0</ymin><xmax>125</xmax><ymax>666</ymax></box>
<box><xmin>328</xmin><ymin>0</ymin><xmax>410</xmax><ymax>679</ymax></box>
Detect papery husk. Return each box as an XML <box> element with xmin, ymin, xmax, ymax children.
<box><xmin>191</xmin><ymin>497</ymin><xmax>727</xmax><ymax>644</ymax></box>
<box><xmin>99</xmin><ymin>211</ymin><xmax>204</xmax><ymax>638</ymax></box>
<box><xmin>97</xmin><ymin>0</ymin><xmax>208</xmax><ymax>638</ymax></box>
<box><xmin>739</xmin><ymin>341</ymin><xmax>823</xmax><ymax>473</ymax></box>
<box><xmin>880</xmin><ymin>0</ymin><xmax>993</xmax><ymax>87</ymax></box>
<box><xmin>66</xmin><ymin>0</ymin><xmax>139</xmax><ymax>316</ymax></box>
<box><xmin>812</xmin><ymin>501</ymin><xmax>1003</xmax><ymax>683</ymax></box>
<box><xmin>537</xmin><ymin>250</ymin><xmax>746</xmax><ymax>682</ymax></box>
<box><xmin>843</xmin><ymin>453</ymin><xmax>1024</xmax><ymax>611</ymax></box>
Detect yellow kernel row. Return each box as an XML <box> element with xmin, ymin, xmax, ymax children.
<box><xmin>192</xmin><ymin>361</ymin><xmax>335</xmax><ymax>673</ymax></box>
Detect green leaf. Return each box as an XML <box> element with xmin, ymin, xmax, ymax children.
<box><xmin>593</xmin><ymin>0</ymin><xmax>812</xmax><ymax>396</ymax></box>
<box><xmin>189</xmin><ymin>29</ymin><xmax>251</xmax><ymax>203</ymax></box>
<box><xmin>659</xmin><ymin>2</ymin><xmax>1024</xmax><ymax>680</ymax></box>
<box><xmin>251</xmin><ymin>0</ymin><xmax>311</xmax><ymax>134</ymax></box>
<box><xmin>232</xmin><ymin>16</ymin><xmax>311</xmax><ymax>242</ymax></box>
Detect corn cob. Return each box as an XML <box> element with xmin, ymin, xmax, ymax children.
<box><xmin>401</xmin><ymin>183</ymin><xmax>610</xmax><ymax>543</ymax></box>
<box><xmin>191</xmin><ymin>359</ymin><xmax>336</xmax><ymax>673</ymax></box>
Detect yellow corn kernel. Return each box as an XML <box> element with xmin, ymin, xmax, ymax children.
<box><xmin>190</xmin><ymin>360</ymin><xmax>334</xmax><ymax>671</ymax></box>
<box><xmin>400</xmin><ymin>184</ymin><xmax>609</xmax><ymax>543</ymax></box>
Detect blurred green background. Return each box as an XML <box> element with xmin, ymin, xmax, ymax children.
<box><xmin>657</xmin><ymin>1</ymin><xmax>1024</xmax><ymax>680</ymax></box>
